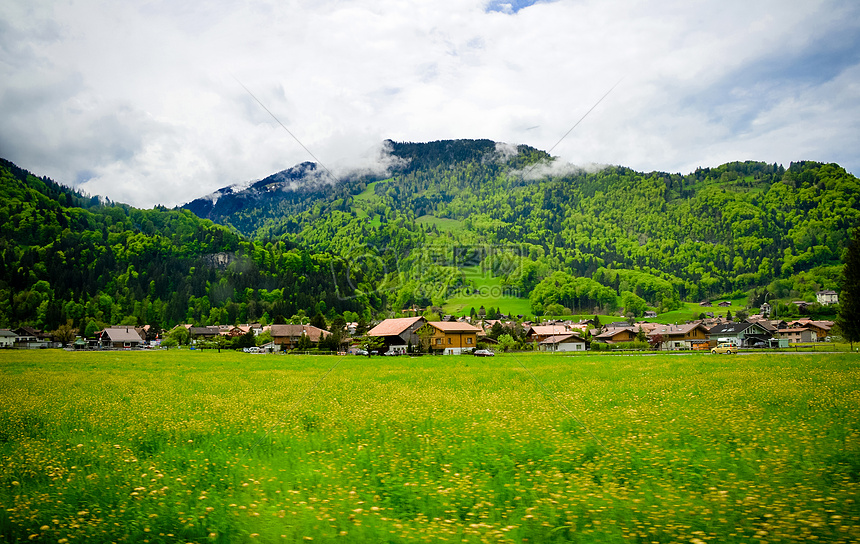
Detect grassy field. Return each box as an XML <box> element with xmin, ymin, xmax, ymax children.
<box><xmin>1</xmin><ymin>350</ymin><xmax>859</xmax><ymax>543</ymax></box>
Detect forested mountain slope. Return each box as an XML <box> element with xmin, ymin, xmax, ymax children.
<box><xmin>183</xmin><ymin>140</ymin><xmax>858</xmax><ymax>314</ymax></box>
<box><xmin>0</xmin><ymin>160</ymin><xmax>378</xmax><ymax>332</ymax></box>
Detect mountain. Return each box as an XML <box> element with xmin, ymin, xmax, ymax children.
<box><xmin>180</xmin><ymin>139</ymin><xmax>858</xmax><ymax>317</ymax></box>
<box><xmin>0</xmin><ymin>160</ymin><xmax>378</xmax><ymax>332</ymax></box>
<box><xmin>1</xmin><ymin>138</ymin><xmax>857</xmax><ymax>334</ymax></box>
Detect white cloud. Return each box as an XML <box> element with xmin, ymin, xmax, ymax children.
<box><xmin>0</xmin><ymin>0</ymin><xmax>858</xmax><ymax>207</ymax></box>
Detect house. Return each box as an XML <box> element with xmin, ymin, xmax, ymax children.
<box><xmin>269</xmin><ymin>324</ymin><xmax>331</xmax><ymax>350</ymax></box>
<box><xmin>699</xmin><ymin>301</ymin><xmax>713</xmax><ymax>307</ymax></box>
<box><xmin>189</xmin><ymin>326</ymin><xmax>221</xmax><ymax>342</ymax></box>
<box><xmin>787</xmin><ymin>319</ymin><xmax>832</xmax><ymax>341</ymax></box>
<box><xmin>427</xmin><ymin>321</ymin><xmax>482</xmax><ymax>355</ymax></box>
<box><xmin>14</xmin><ymin>327</ymin><xmax>50</xmax><ymax>349</ymax></box>
<box><xmin>816</xmin><ymin>290</ymin><xmax>839</xmax><ymax>305</ymax></box>
<box><xmin>717</xmin><ymin>301</ymin><xmax>732</xmax><ymax>307</ymax></box>
<box><xmin>526</xmin><ymin>324</ymin><xmax>571</xmax><ymax>343</ymax></box>
<box><xmin>366</xmin><ymin>316</ymin><xmax>427</xmax><ymax>354</ymax></box>
<box><xmin>98</xmin><ymin>327</ymin><xmax>144</xmax><ymax>349</ymax></box>
<box><xmin>539</xmin><ymin>333</ymin><xmax>586</xmax><ymax>352</ymax></box>
<box><xmin>0</xmin><ymin>329</ymin><xmax>17</xmax><ymax>348</ymax></box>
<box><xmin>594</xmin><ymin>327</ymin><xmax>637</xmax><ymax>344</ymax></box>
<box><xmin>707</xmin><ymin>321</ymin><xmax>772</xmax><ymax>348</ymax></box>
<box><xmin>776</xmin><ymin>328</ymin><xmax>816</xmax><ymax>343</ymax></box>
<box><xmin>792</xmin><ymin>301</ymin><xmax>811</xmax><ymax>310</ymax></box>
<box><xmin>648</xmin><ymin>323</ymin><xmax>710</xmax><ymax>350</ymax></box>
<box><xmin>643</xmin><ymin>310</ymin><xmax>657</xmax><ymax>318</ymax></box>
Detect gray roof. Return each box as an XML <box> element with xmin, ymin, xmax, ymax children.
<box><xmin>0</xmin><ymin>329</ymin><xmax>17</xmax><ymax>338</ymax></box>
<box><xmin>102</xmin><ymin>328</ymin><xmax>143</xmax><ymax>343</ymax></box>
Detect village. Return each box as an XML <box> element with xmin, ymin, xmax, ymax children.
<box><xmin>0</xmin><ymin>290</ymin><xmax>838</xmax><ymax>354</ymax></box>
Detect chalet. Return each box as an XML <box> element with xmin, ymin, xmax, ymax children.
<box><xmin>816</xmin><ymin>290</ymin><xmax>839</xmax><ymax>305</ymax></box>
<box><xmin>791</xmin><ymin>301</ymin><xmax>811</xmax><ymax>310</ymax></box>
<box><xmin>776</xmin><ymin>328</ymin><xmax>816</xmax><ymax>343</ymax></box>
<box><xmin>366</xmin><ymin>316</ymin><xmax>427</xmax><ymax>355</ymax></box>
<box><xmin>643</xmin><ymin>311</ymin><xmax>657</xmax><ymax>318</ymax></box>
<box><xmin>269</xmin><ymin>324</ymin><xmax>331</xmax><ymax>350</ymax></box>
<box><xmin>717</xmin><ymin>301</ymin><xmax>732</xmax><ymax>307</ymax></box>
<box><xmin>14</xmin><ymin>327</ymin><xmax>51</xmax><ymax>349</ymax></box>
<box><xmin>427</xmin><ymin>321</ymin><xmax>482</xmax><ymax>355</ymax></box>
<box><xmin>98</xmin><ymin>327</ymin><xmax>144</xmax><ymax>349</ymax></box>
<box><xmin>0</xmin><ymin>329</ymin><xmax>17</xmax><ymax>348</ymax></box>
<box><xmin>699</xmin><ymin>301</ymin><xmax>712</xmax><ymax>307</ymax></box>
<box><xmin>648</xmin><ymin>323</ymin><xmax>710</xmax><ymax>350</ymax></box>
<box><xmin>787</xmin><ymin>319</ymin><xmax>832</xmax><ymax>341</ymax></box>
<box><xmin>707</xmin><ymin>321</ymin><xmax>772</xmax><ymax>347</ymax></box>
<box><xmin>594</xmin><ymin>327</ymin><xmax>636</xmax><ymax>344</ymax></box>
<box><xmin>539</xmin><ymin>333</ymin><xmax>586</xmax><ymax>352</ymax></box>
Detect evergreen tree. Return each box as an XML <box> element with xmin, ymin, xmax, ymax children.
<box><xmin>837</xmin><ymin>229</ymin><xmax>860</xmax><ymax>349</ymax></box>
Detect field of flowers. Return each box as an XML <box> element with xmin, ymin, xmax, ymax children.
<box><xmin>1</xmin><ymin>349</ymin><xmax>859</xmax><ymax>543</ymax></box>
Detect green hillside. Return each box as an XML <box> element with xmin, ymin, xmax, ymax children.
<box><xmin>231</xmin><ymin>142</ymin><xmax>858</xmax><ymax>317</ymax></box>
<box><xmin>2</xmin><ymin>139</ymin><xmax>857</xmax><ymax>333</ymax></box>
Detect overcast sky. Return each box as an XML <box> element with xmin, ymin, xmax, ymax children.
<box><xmin>2</xmin><ymin>0</ymin><xmax>859</xmax><ymax>208</ymax></box>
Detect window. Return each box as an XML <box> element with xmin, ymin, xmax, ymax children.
<box><xmin>436</xmin><ymin>338</ymin><xmax>442</xmax><ymax>344</ymax></box>
<box><xmin>448</xmin><ymin>338</ymin><xmax>452</xmax><ymax>344</ymax></box>
<box><xmin>467</xmin><ymin>338</ymin><xmax>473</xmax><ymax>344</ymax></box>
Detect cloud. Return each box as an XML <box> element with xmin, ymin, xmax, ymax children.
<box><xmin>0</xmin><ymin>0</ymin><xmax>858</xmax><ymax>208</ymax></box>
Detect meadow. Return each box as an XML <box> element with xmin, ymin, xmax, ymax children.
<box><xmin>1</xmin><ymin>350</ymin><xmax>859</xmax><ymax>543</ymax></box>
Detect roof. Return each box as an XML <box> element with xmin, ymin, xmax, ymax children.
<box><xmin>366</xmin><ymin>317</ymin><xmax>425</xmax><ymax>337</ymax></box>
<box><xmin>528</xmin><ymin>325</ymin><xmax>571</xmax><ymax>336</ymax></box>
<box><xmin>102</xmin><ymin>328</ymin><xmax>144</xmax><ymax>343</ymax></box>
<box><xmin>708</xmin><ymin>322</ymin><xmax>769</xmax><ymax>335</ymax></box>
<box><xmin>269</xmin><ymin>324</ymin><xmax>330</xmax><ymax>342</ymax></box>
<box><xmin>649</xmin><ymin>322</ymin><xmax>707</xmax><ymax>336</ymax></box>
<box><xmin>0</xmin><ymin>329</ymin><xmax>17</xmax><ymax>338</ymax></box>
<box><xmin>428</xmin><ymin>321</ymin><xmax>483</xmax><ymax>333</ymax></box>
<box><xmin>189</xmin><ymin>326</ymin><xmax>220</xmax><ymax>335</ymax></box>
<box><xmin>539</xmin><ymin>333</ymin><xmax>584</xmax><ymax>345</ymax></box>
<box><xmin>595</xmin><ymin>327</ymin><xmax>635</xmax><ymax>339</ymax></box>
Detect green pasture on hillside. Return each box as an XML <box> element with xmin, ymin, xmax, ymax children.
<box><xmin>1</xmin><ymin>350</ymin><xmax>859</xmax><ymax>543</ymax></box>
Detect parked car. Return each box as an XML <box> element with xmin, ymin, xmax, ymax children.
<box><xmin>751</xmin><ymin>341</ymin><xmax>766</xmax><ymax>348</ymax></box>
<box><xmin>353</xmin><ymin>349</ymin><xmax>369</xmax><ymax>356</ymax></box>
<box><xmin>473</xmin><ymin>349</ymin><xmax>495</xmax><ymax>357</ymax></box>
<box><xmin>711</xmin><ymin>343</ymin><xmax>736</xmax><ymax>354</ymax></box>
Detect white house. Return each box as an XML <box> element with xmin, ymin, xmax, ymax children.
<box><xmin>0</xmin><ymin>329</ymin><xmax>17</xmax><ymax>348</ymax></box>
<box><xmin>816</xmin><ymin>290</ymin><xmax>839</xmax><ymax>305</ymax></box>
<box><xmin>539</xmin><ymin>333</ymin><xmax>586</xmax><ymax>352</ymax></box>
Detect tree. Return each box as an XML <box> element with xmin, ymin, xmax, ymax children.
<box><xmin>838</xmin><ymin>229</ymin><xmax>860</xmax><ymax>349</ymax></box>
<box><xmin>636</xmin><ymin>326</ymin><xmax>647</xmax><ymax>343</ymax></box>
<box><xmin>52</xmin><ymin>320</ymin><xmax>76</xmax><ymax>346</ymax></box>
<box><xmin>161</xmin><ymin>337</ymin><xmax>178</xmax><ymax>350</ymax></box>
<box><xmin>497</xmin><ymin>334</ymin><xmax>517</xmax><ymax>352</ymax></box>
<box><xmin>726</xmin><ymin>310</ymin><xmax>733</xmax><ymax>321</ymax></box>
<box><xmin>416</xmin><ymin>324</ymin><xmax>436</xmax><ymax>353</ymax></box>
<box><xmin>310</xmin><ymin>311</ymin><xmax>327</xmax><ymax>330</ymax></box>
<box><xmin>296</xmin><ymin>333</ymin><xmax>313</xmax><ymax>351</ymax></box>
<box><xmin>168</xmin><ymin>326</ymin><xmax>190</xmax><ymax>346</ymax></box>
<box><xmin>359</xmin><ymin>334</ymin><xmax>384</xmax><ymax>355</ymax></box>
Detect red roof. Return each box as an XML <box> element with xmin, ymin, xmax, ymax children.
<box><xmin>367</xmin><ymin>317</ymin><xmax>425</xmax><ymax>337</ymax></box>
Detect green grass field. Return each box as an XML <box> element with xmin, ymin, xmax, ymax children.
<box><xmin>2</xmin><ymin>350</ymin><xmax>859</xmax><ymax>543</ymax></box>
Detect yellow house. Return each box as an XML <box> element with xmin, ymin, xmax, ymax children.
<box><xmin>428</xmin><ymin>322</ymin><xmax>482</xmax><ymax>355</ymax></box>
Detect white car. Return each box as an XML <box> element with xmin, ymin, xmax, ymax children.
<box><xmin>473</xmin><ymin>349</ymin><xmax>495</xmax><ymax>357</ymax></box>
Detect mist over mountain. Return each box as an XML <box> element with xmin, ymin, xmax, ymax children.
<box><xmin>1</xmin><ymin>138</ymin><xmax>857</xmax><ymax>333</ymax></box>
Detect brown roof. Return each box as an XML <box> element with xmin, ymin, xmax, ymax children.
<box><xmin>428</xmin><ymin>321</ymin><xmax>483</xmax><ymax>333</ymax></box>
<box><xmin>528</xmin><ymin>325</ymin><xmax>570</xmax><ymax>336</ymax></box>
<box><xmin>269</xmin><ymin>324</ymin><xmax>330</xmax><ymax>342</ymax></box>
<box><xmin>648</xmin><ymin>323</ymin><xmax>707</xmax><ymax>336</ymax></box>
<box><xmin>367</xmin><ymin>317</ymin><xmax>425</xmax><ymax>337</ymax></box>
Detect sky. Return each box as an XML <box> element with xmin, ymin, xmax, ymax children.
<box><xmin>1</xmin><ymin>0</ymin><xmax>859</xmax><ymax>208</ymax></box>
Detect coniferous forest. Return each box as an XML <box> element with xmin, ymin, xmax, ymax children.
<box><xmin>2</xmin><ymin>139</ymin><xmax>858</xmax><ymax>335</ymax></box>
